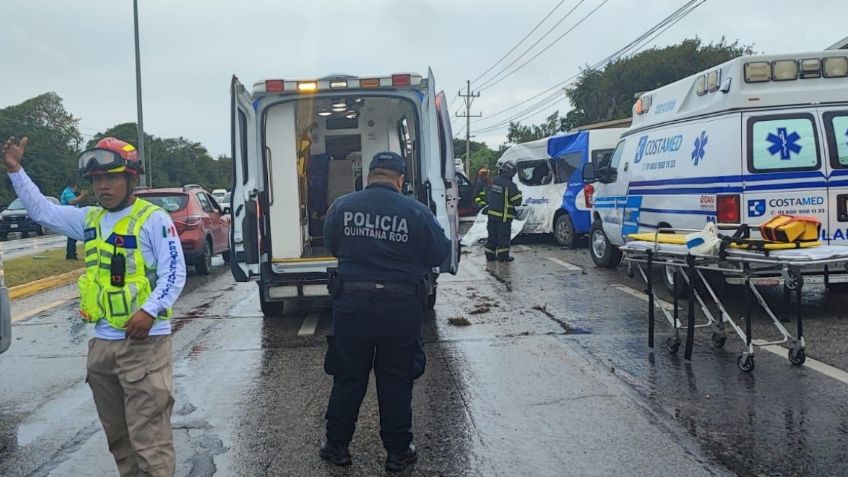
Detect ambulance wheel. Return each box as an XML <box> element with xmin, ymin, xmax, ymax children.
<box><xmin>589</xmin><ymin>220</ymin><xmax>622</xmax><ymax>268</ymax></box>
<box><xmin>663</xmin><ymin>265</ymin><xmax>689</xmax><ymax>298</ymax></box>
<box><xmin>737</xmin><ymin>354</ymin><xmax>755</xmax><ymax>372</ymax></box>
<box><xmin>788</xmin><ymin>347</ymin><xmax>806</xmax><ymax>366</ymax></box>
<box><xmin>554</xmin><ymin>213</ymin><xmax>576</xmax><ymax>247</ymax></box>
<box><xmin>259</xmin><ymin>293</ymin><xmax>284</xmax><ymax>317</ymax></box>
<box><xmin>425</xmin><ymin>289</ymin><xmax>437</xmax><ymax>310</ymax></box>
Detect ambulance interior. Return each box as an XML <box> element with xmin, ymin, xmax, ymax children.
<box><xmin>263</xmin><ymin>96</ymin><xmax>420</xmax><ymax>259</ymax></box>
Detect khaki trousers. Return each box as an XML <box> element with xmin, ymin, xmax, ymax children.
<box><xmin>86</xmin><ymin>335</ymin><xmax>176</xmax><ymax>477</ymax></box>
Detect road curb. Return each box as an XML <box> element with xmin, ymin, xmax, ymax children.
<box><xmin>9</xmin><ymin>268</ymin><xmax>84</xmax><ymax>300</ymax></box>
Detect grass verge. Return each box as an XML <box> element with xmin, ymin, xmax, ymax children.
<box><xmin>4</xmin><ymin>245</ymin><xmax>83</xmax><ymax>288</ymax></box>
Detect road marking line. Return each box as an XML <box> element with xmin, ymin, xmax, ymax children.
<box><xmin>752</xmin><ymin>340</ymin><xmax>848</xmax><ymax>385</ymax></box>
<box><xmin>615</xmin><ymin>284</ymin><xmax>848</xmax><ymax>385</ymax></box>
<box><xmin>13</xmin><ymin>295</ymin><xmax>77</xmax><ymax>323</ymax></box>
<box><xmin>297</xmin><ymin>312</ymin><xmax>320</xmax><ymax>336</ymax></box>
<box><xmin>545</xmin><ymin>256</ymin><xmax>581</xmax><ymax>271</ymax></box>
<box><xmin>613</xmin><ymin>284</ymin><xmax>674</xmax><ymax>311</ymax></box>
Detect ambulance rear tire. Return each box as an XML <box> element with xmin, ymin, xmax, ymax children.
<box><xmin>425</xmin><ymin>289</ymin><xmax>437</xmax><ymax>310</ymax></box>
<box><xmin>554</xmin><ymin>213</ymin><xmax>576</xmax><ymax>248</ymax></box>
<box><xmin>259</xmin><ymin>293</ymin><xmax>284</xmax><ymax>317</ymax></box>
<box><xmin>589</xmin><ymin>220</ymin><xmax>621</xmax><ymax>268</ymax></box>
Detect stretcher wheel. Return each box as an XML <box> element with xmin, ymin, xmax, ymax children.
<box><xmin>665</xmin><ymin>336</ymin><xmax>681</xmax><ymax>354</ymax></box>
<box><xmin>788</xmin><ymin>348</ymin><xmax>806</xmax><ymax>366</ymax></box>
<box><xmin>737</xmin><ymin>354</ymin><xmax>755</xmax><ymax>372</ymax></box>
<box><xmin>711</xmin><ymin>332</ymin><xmax>727</xmax><ymax>349</ymax></box>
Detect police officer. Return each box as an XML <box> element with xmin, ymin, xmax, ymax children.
<box><xmin>475</xmin><ymin>160</ymin><xmax>522</xmax><ymax>262</ymax></box>
<box><xmin>2</xmin><ymin>136</ymin><xmax>186</xmax><ymax>477</ymax></box>
<box><xmin>320</xmin><ymin>151</ymin><xmax>450</xmax><ymax>472</ymax></box>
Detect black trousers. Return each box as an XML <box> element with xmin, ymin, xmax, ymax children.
<box><xmin>324</xmin><ymin>290</ymin><xmax>424</xmax><ymax>452</ymax></box>
<box><xmin>484</xmin><ymin>216</ymin><xmax>512</xmax><ymax>259</ymax></box>
<box><xmin>66</xmin><ymin>237</ymin><xmax>77</xmax><ymax>259</ymax></box>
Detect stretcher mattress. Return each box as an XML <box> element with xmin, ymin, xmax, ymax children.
<box><xmin>626</xmin><ymin>233</ymin><xmax>821</xmax><ymax>250</ymax></box>
<box><xmin>622</xmin><ymin>240</ymin><xmax>848</xmax><ymax>262</ymax></box>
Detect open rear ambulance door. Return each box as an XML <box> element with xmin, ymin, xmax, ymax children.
<box><xmin>422</xmin><ymin>69</ymin><xmax>458</xmax><ymax>274</ymax></box>
<box><xmin>435</xmin><ymin>88</ymin><xmax>459</xmax><ymax>274</ymax></box>
<box><xmin>230</xmin><ymin>76</ymin><xmax>261</xmax><ymax>281</ymax></box>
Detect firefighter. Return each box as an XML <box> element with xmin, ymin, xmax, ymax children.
<box><xmin>475</xmin><ymin>161</ymin><xmax>522</xmax><ymax>262</ymax></box>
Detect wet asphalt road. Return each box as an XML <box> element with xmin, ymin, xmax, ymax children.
<box><xmin>2</xmin><ymin>239</ymin><xmax>848</xmax><ymax>476</ymax></box>
<box><xmin>0</xmin><ymin>234</ymin><xmax>65</xmax><ymax>260</ymax></box>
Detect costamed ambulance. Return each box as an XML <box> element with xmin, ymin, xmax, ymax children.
<box><xmin>583</xmin><ymin>51</ymin><xmax>848</xmax><ymax>289</ymax></box>
<box><xmin>230</xmin><ymin>72</ymin><xmax>459</xmax><ymax>315</ymax></box>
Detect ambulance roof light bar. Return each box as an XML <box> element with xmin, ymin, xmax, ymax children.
<box><xmin>744</xmin><ymin>56</ymin><xmax>848</xmax><ymax>83</ymax></box>
<box><xmin>254</xmin><ymin>74</ymin><xmax>422</xmax><ymax>94</ymax></box>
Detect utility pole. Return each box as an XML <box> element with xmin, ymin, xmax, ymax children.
<box><xmin>456</xmin><ymin>80</ymin><xmax>481</xmax><ymax>178</ymax></box>
<box><xmin>133</xmin><ymin>0</ymin><xmax>147</xmax><ymax>187</ymax></box>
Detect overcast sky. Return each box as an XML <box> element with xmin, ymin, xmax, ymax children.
<box><xmin>1</xmin><ymin>0</ymin><xmax>845</xmax><ymax>158</ymax></box>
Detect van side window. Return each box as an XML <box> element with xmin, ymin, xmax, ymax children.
<box><xmin>592</xmin><ymin>149</ymin><xmax>614</xmax><ymax>170</ymax></box>
<box><xmin>238</xmin><ymin>110</ymin><xmax>249</xmax><ymax>185</ymax></box>
<box><xmin>517</xmin><ymin>160</ymin><xmax>553</xmax><ymax>186</ymax></box>
<box><xmin>608</xmin><ymin>141</ymin><xmax>625</xmax><ymax>170</ymax></box>
<box><xmin>553</xmin><ymin>153</ymin><xmax>581</xmax><ymax>183</ymax></box>
<box><xmin>824</xmin><ymin>111</ymin><xmax>848</xmax><ymax>168</ymax></box>
<box><xmin>748</xmin><ymin>114</ymin><xmax>820</xmax><ymax>172</ymax></box>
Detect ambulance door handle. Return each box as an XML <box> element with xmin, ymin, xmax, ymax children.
<box><xmin>623</xmin><ymin>162</ymin><xmax>629</xmax><ymax>172</ymax></box>
<box><xmin>265</xmin><ymin>147</ymin><xmax>274</xmax><ymax>206</ymax></box>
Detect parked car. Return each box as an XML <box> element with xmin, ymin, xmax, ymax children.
<box><xmin>135</xmin><ymin>185</ymin><xmax>231</xmax><ymax>275</ymax></box>
<box><xmin>221</xmin><ymin>192</ymin><xmax>231</xmax><ymax>215</ymax></box>
<box><xmin>211</xmin><ymin>188</ymin><xmax>227</xmax><ymax>204</ymax></box>
<box><xmin>0</xmin><ymin>197</ymin><xmax>60</xmax><ymax>239</ymax></box>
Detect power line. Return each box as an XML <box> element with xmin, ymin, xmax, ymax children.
<box><xmin>473</xmin><ymin>0</ymin><xmax>706</xmax><ymax>134</ymax></box>
<box><xmin>470</xmin><ymin>0</ymin><xmax>569</xmax><ymax>86</ymax></box>
<box><xmin>477</xmin><ymin>0</ymin><xmax>609</xmax><ymax>92</ymax></box>
<box><xmin>475</xmin><ymin>0</ymin><xmax>587</xmax><ymax>91</ymax></box>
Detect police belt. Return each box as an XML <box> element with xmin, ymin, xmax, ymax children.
<box><xmin>342</xmin><ymin>281</ymin><xmax>419</xmax><ymax>296</ymax></box>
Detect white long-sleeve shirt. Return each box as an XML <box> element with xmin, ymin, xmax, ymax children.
<box><xmin>9</xmin><ymin>169</ymin><xmax>187</xmax><ymax>340</ymax></box>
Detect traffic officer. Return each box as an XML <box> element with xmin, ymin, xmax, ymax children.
<box><xmin>2</xmin><ymin>136</ymin><xmax>186</xmax><ymax>477</ymax></box>
<box><xmin>475</xmin><ymin>160</ymin><xmax>522</xmax><ymax>262</ymax></box>
<box><xmin>320</xmin><ymin>151</ymin><xmax>450</xmax><ymax>472</ymax></box>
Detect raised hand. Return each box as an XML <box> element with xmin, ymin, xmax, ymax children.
<box><xmin>1</xmin><ymin>136</ymin><xmax>28</xmax><ymax>173</ymax></box>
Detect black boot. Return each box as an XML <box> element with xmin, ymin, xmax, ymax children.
<box><xmin>498</xmin><ymin>255</ymin><xmax>515</xmax><ymax>262</ymax></box>
<box><xmin>319</xmin><ymin>441</ymin><xmax>352</xmax><ymax>466</ymax></box>
<box><xmin>385</xmin><ymin>443</ymin><xmax>418</xmax><ymax>472</ymax></box>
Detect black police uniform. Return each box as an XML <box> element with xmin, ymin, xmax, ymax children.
<box><xmin>477</xmin><ymin>171</ymin><xmax>522</xmax><ymax>261</ymax></box>
<box><xmin>322</xmin><ymin>152</ymin><xmax>451</xmax><ymax>460</ymax></box>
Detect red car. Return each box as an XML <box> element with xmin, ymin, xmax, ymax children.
<box><xmin>136</xmin><ymin>185</ymin><xmax>230</xmax><ymax>274</ymax></box>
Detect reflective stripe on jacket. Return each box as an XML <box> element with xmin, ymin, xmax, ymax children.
<box><xmin>482</xmin><ymin>175</ymin><xmax>522</xmax><ymax>222</ymax></box>
<box><xmin>78</xmin><ymin>198</ymin><xmax>172</xmax><ymax>329</ymax></box>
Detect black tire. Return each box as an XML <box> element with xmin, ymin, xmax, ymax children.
<box><xmin>711</xmin><ymin>332</ymin><xmax>727</xmax><ymax>348</ymax></box>
<box><xmin>788</xmin><ymin>347</ymin><xmax>806</xmax><ymax>366</ymax></box>
<box><xmin>259</xmin><ymin>291</ymin><xmax>285</xmax><ymax>317</ymax></box>
<box><xmin>221</xmin><ymin>250</ymin><xmax>231</xmax><ymax>263</ymax></box>
<box><xmin>665</xmin><ymin>336</ymin><xmax>681</xmax><ymax>354</ymax></box>
<box><xmin>425</xmin><ymin>288</ymin><xmax>437</xmax><ymax>310</ymax></box>
<box><xmin>554</xmin><ymin>213</ymin><xmax>576</xmax><ymax>247</ymax></box>
<box><xmin>589</xmin><ymin>220</ymin><xmax>622</xmax><ymax>268</ymax></box>
<box><xmin>36</xmin><ymin>226</ymin><xmax>45</xmax><ymax>236</ymax></box>
<box><xmin>737</xmin><ymin>354</ymin><xmax>755</xmax><ymax>372</ymax></box>
<box><xmin>195</xmin><ymin>240</ymin><xmax>212</xmax><ymax>275</ymax></box>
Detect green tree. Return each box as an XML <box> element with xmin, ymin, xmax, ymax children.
<box><xmin>0</xmin><ymin>93</ymin><xmax>82</xmax><ymax>205</ymax></box>
<box><xmin>506</xmin><ymin>111</ymin><xmax>567</xmax><ymax>144</ymax></box>
<box><xmin>563</xmin><ymin>37</ymin><xmax>753</xmax><ymax>129</ymax></box>
<box><xmin>452</xmin><ymin>138</ymin><xmax>502</xmax><ymax>178</ymax></box>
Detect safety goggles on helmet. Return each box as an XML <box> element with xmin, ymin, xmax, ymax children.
<box><xmin>78</xmin><ymin>148</ymin><xmax>138</xmax><ymax>175</ymax></box>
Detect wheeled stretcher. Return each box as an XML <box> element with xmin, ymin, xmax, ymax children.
<box><xmin>620</xmin><ymin>230</ymin><xmax>848</xmax><ymax>372</ymax></box>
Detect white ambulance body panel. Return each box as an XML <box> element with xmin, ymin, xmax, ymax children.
<box><xmin>590</xmin><ymin>51</ymin><xmax>848</xmax><ymax>262</ymax></box>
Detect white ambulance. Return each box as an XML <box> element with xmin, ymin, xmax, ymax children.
<box><xmin>583</xmin><ymin>52</ymin><xmax>848</xmax><ymax>289</ymax></box>
<box><xmin>230</xmin><ymin>72</ymin><xmax>460</xmax><ymax>316</ymax></box>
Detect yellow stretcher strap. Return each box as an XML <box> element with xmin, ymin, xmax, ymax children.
<box><xmin>626</xmin><ymin>233</ymin><xmax>821</xmax><ymax>250</ymax></box>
